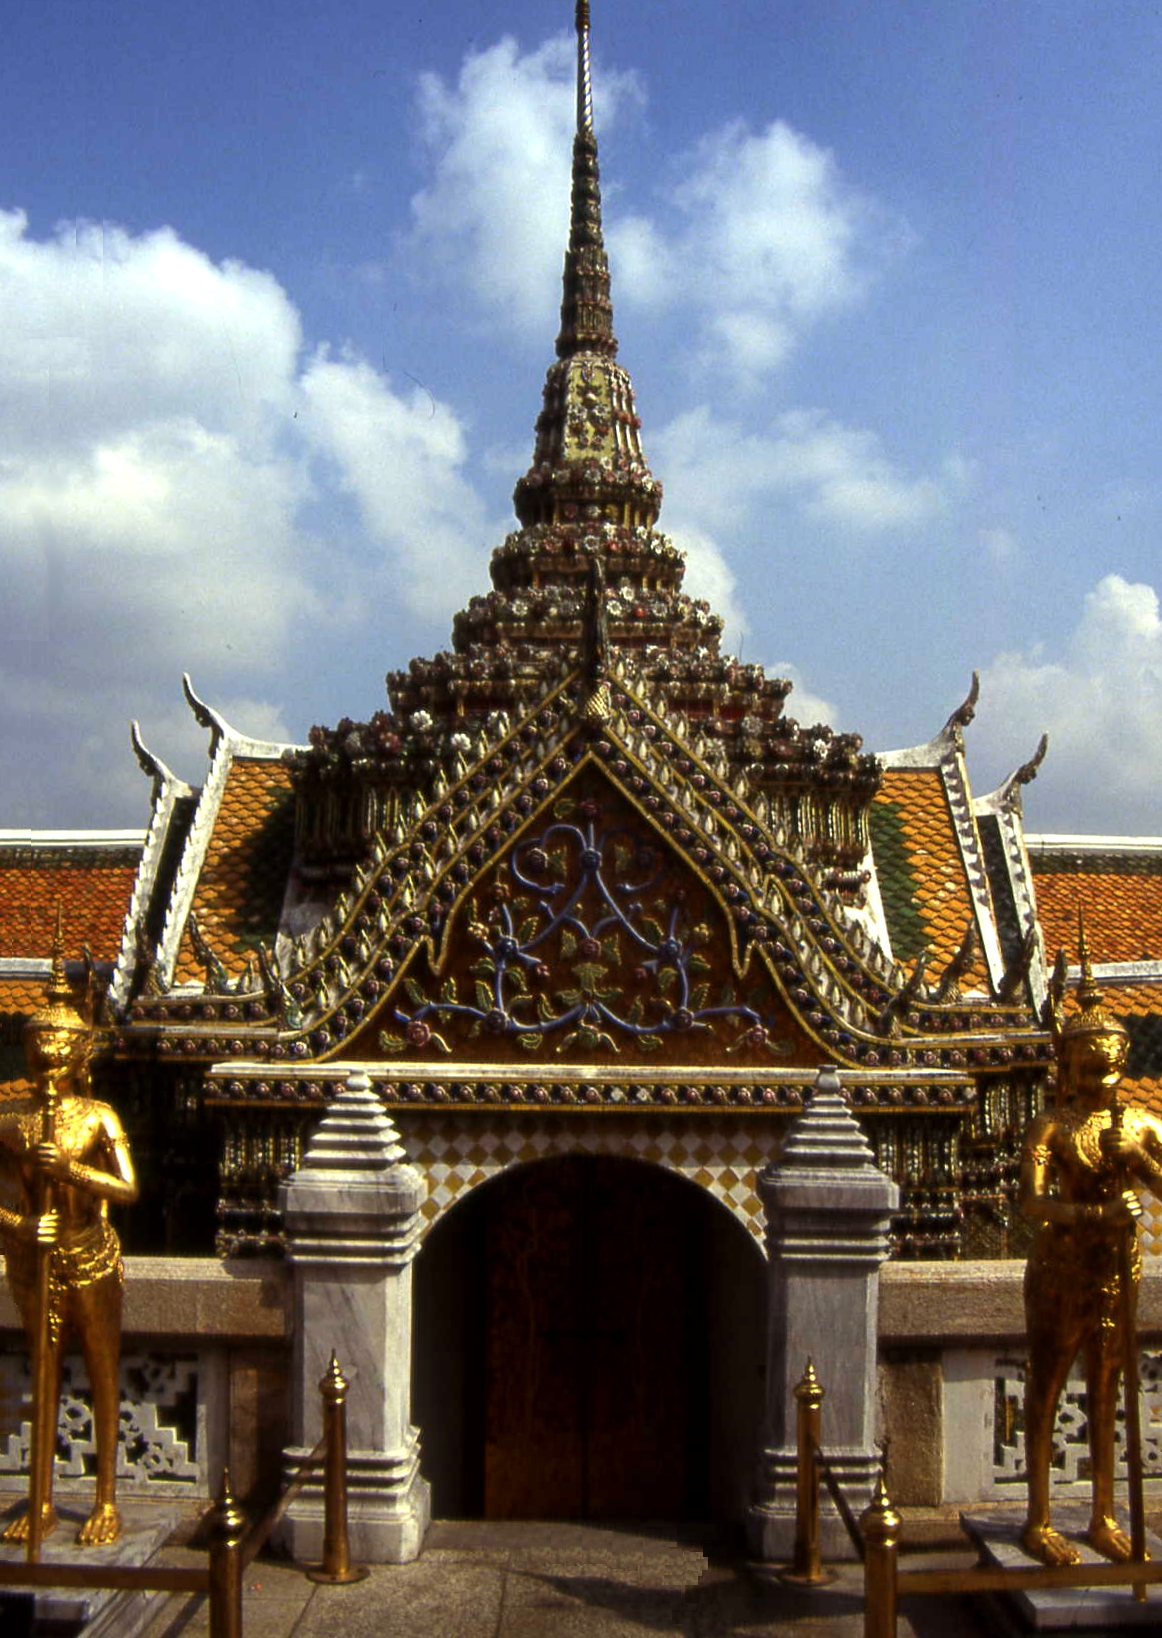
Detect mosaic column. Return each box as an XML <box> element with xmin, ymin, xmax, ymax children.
<box><xmin>279</xmin><ymin>1070</ymin><xmax>430</xmax><ymax>1563</ymax></box>
<box><xmin>747</xmin><ymin>1065</ymin><xmax>898</xmax><ymax>1563</ymax></box>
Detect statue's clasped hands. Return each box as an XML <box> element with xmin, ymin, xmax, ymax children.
<box><xmin>35</xmin><ymin>1142</ymin><xmax>69</xmax><ymax>1180</ymax></box>
<box><xmin>27</xmin><ymin>1208</ymin><xmax>59</xmax><ymax>1246</ymax></box>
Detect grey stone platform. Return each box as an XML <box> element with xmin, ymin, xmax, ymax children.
<box><xmin>0</xmin><ymin>1500</ymin><xmax>177</xmax><ymax>1638</ymax></box>
<box><xmin>963</xmin><ymin>1509</ymin><xmax>1162</xmax><ymax>1632</ymax></box>
<box><xmin>138</xmin><ymin>1519</ymin><xmax>986</xmax><ymax>1638</ymax></box>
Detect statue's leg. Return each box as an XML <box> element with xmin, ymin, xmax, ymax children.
<box><xmin>2</xmin><ymin>1305</ymin><xmax>61</xmax><ymax>1544</ymax></box>
<box><xmin>73</xmin><ymin>1273</ymin><xmax>123</xmax><ymax>1546</ymax></box>
<box><xmin>1084</xmin><ymin>1328</ymin><xmax>1137</xmax><ymax>1561</ymax></box>
<box><xmin>1022</xmin><ymin>1327</ymin><xmax>1082</xmax><ymax>1565</ymax></box>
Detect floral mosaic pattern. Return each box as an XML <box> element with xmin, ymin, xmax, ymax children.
<box><xmin>378</xmin><ymin>792</ymin><xmax>796</xmax><ymax>1061</ymax></box>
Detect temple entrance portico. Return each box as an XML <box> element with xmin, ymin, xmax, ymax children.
<box><xmin>412</xmin><ymin>1151</ymin><xmax>766</xmax><ymax>1523</ymax></box>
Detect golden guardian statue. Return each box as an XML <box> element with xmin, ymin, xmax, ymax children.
<box><xmin>0</xmin><ymin>923</ymin><xmax>137</xmax><ymax>1552</ymax></box>
<box><xmin>1020</xmin><ymin>925</ymin><xmax>1162</xmax><ymax>1567</ymax></box>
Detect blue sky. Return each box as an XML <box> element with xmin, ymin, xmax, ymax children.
<box><xmin>3</xmin><ymin>0</ymin><xmax>1161</xmax><ymax>834</ymax></box>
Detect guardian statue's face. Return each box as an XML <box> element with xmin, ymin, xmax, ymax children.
<box><xmin>1060</xmin><ymin>1026</ymin><xmax>1129</xmax><ymax>1100</ymax></box>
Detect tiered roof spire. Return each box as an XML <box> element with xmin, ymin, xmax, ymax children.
<box><xmin>554</xmin><ymin>0</ymin><xmax>616</xmax><ymax>362</ymax></box>
<box><xmin>512</xmin><ymin>0</ymin><xmax>661</xmax><ymax>531</ymax></box>
<box><xmin>293</xmin><ymin>2</ymin><xmax>878</xmax><ymax>871</ymax></box>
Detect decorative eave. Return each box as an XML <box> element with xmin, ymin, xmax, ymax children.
<box><xmin>107</xmin><ymin>724</ymin><xmax>197</xmax><ymax>1015</ymax></box>
<box><xmin>116</xmin><ymin>659</ymin><xmax>1047</xmax><ymax>1081</ymax></box>
<box><xmin>202</xmin><ymin>1058</ymin><xmax>982</xmax><ymax>1115</ymax></box>
<box><xmin>144</xmin><ymin>678</ymin><xmax>303</xmax><ymax>995</ymax></box>
<box><xmin>877</xmin><ymin>678</ymin><xmax>1006</xmax><ymax>997</ymax></box>
<box><xmin>972</xmin><ymin>734</ymin><xmax>1051</xmax><ymax>1015</ymax></box>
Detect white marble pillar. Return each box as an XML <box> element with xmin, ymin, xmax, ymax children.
<box><xmin>747</xmin><ymin>1065</ymin><xmax>898</xmax><ymax>1563</ymax></box>
<box><xmin>278</xmin><ymin>1070</ymin><xmax>430</xmax><ymax>1564</ymax></box>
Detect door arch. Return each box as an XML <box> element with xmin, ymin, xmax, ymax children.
<box><xmin>413</xmin><ymin>1152</ymin><xmax>765</xmax><ymax>1521</ymax></box>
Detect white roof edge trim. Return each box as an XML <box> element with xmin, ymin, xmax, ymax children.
<box><xmin>0</xmin><ymin>830</ymin><xmax>146</xmax><ymax>846</ymax></box>
<box><xmin>1026</xmin><ymin>834</ymin><xmax>1162</xmax><ymax>852</ymax></box>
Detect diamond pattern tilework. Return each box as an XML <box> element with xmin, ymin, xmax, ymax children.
<box><xmin>1141</xmin><ymin>1196</ymin><xmax>1162</xmax><ymax>1258</ymax></box>
<box><xmin>1033</xmin><ymin>863</ymin><xmax>1162</xmax><ymax>965</ymax></box>
<box><xmin>394</xmin><ymin>1112</ymin><xmax>778</xmax><ymax>1246</ymax></box>
<box><xmin>0</xmin><ymin>848</ymin><xmax>139</xmax><ymax>960</ymax></box>
<box><xmin>872</xmin><ymin>770</ymin><xmax>989</xmax><ymax>987</ymax></box>
<box><xmin>175</xmin><ymin>757</ymin><xmax>295</xmax><ymax>983</ymax></box>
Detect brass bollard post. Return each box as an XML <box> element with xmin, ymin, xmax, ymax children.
<box><xmin>780</xmin><ymin>1359</ymin><xmax>834</xmax><ymax>1586</ymax></box>
<box><xmin>860</xmin><ymin>1472</ymin><xmax>901</xmax><ymax>1638</ymax></box>
<box><xmin>208</xmin><ymin>1469</ymin><xmax>247</xmax><ymax>1638</ymax></box>
<box><xmin>306</xmin><ymin>1352</ymin><xmax>368</xmax><ymax>1585</ymax></box>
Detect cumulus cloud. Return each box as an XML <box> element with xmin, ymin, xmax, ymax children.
<box><xmin>407</xmin><ymin>34</ymin><xmax>902</xmax><ymax>382</ymax></box>
<box><xmin>653</xmin><ymin>405</ymin><xmax>967</xmax><ymax>540</ymax></box>
<box><xmin>0</xmin><ymin>209</ymin><xmax>493</xmax><ymax>824</ymax></box>
<box><xmin>298</xmin><ymin>349</ymin><xmax>488</xmax><ymax>620</ymax></box>
<box><xmin>408</xmin><ymin>33</ymin><xmax>642</xmax><ymax>336</ymax></box>
<box><xmin>666</xmin><ymin>525</ymin><xmax>748</xmax><ymax>645</ymax></box>
<box><xmin>634</xmin><ymin>119</ymin><xmax>899</xmax><ymax>383</ymax></box>
<box><xmin>978</xmin><ymin>574</ymin><xmax>1162</xmax><ymax>832</ymax></box>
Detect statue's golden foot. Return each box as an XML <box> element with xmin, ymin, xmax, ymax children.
<box><xmin>76</xmin><ymin>1503</ymin><xmax>122</xmax><ymax>1546</ymax></box>
<box><xmin>1085</xmin><ymin>1517</ymin><xmax>1144</xmax><ymax>1563</ymax></box>
<box><xmin>2</xmin><ymin>1503</ymin><xmax>59</xmax><ymax>1543</ymax></box>
<box><xmin>1021</xmin><ymin>1523</ymin><xmax>1081</xmax><ymax>1566</ymax></box>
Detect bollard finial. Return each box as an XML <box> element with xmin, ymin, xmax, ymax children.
<box><xmin>210</xmin><ymin>1468</ymin><xmax>247</xmax><ymax>1543</ymax></box>
<box><xmin>319</xmin><ymin>1350</ymin><xmax>349</xmax><ymax>1405</ymax></box>
<box><xmin>860</xmin><ymin>1472</ymin><xmax>901</xmax><ymax>1548</ymax></box>
<box><xmin>794</xmin><ymin>1358</ymin><xmax>824</xmax><ymax>1409</ymax></box>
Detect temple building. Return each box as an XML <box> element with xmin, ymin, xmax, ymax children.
<box><xmin>3</xmin><ymin>1</ymin><xmax>1162</xmax><ymax>1528</ymax></box>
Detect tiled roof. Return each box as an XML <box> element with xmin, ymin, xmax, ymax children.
<box><xmin>0</xmin><ymin>974</ymin><xmax>47</xmax><ymax>1098</ymax></box>
<box><xmin>0</xmin><ymin>840</ymin><xmax>141</xmax><ymax>961</ymax></box>
<box><xmin>870</xmin><ymin>768</ymin><xmax>991</xmax><ymax>989</ymax></box>
<box><xmin>1060</xmin><ymin>980</ymin><xmax>1162</xmax><ymax>1118</ymax></box>
<box><xmin>174</xmin><ymin>757</ymin><xmax>295</xmax><ymax>983</ymax></box>
<box><xmin>1031</xmin><ymin>853</ymin><xmax>1162</xmax><ymax>965</ymax></box>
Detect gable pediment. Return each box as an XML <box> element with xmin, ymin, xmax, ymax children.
<box><xmin>353</xmin><ymin>762</ymin><xmax>816</xmax><ymax>1069</ymax></box>
<box><xmin>118</xmin><ymin>667</ymin><xmax>1049</xmax><ymax>1080</ymax></box>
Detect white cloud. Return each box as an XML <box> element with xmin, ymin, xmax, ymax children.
<box><xmin>666</xmin><ymin>525</ymin><xmax>747</xmax><ymax>644</ymax></box>
<box><xmin>298</xmin><ymin>349</ymin><xmax>490</xmax><ymax>621</ymax></box>
<box><xmin>0</xmin><ymin>209</ymin><xmax>496</xmax><ymax>823</ymax></box>
<box><xmin>771</xmin><ymin>663</ymin><xmax>837</xmax><ymax>731</ymax></box>
<box><xmin>654</xmin><ymin>405</ymin><xmax>966</xmax><ymax>540</ymax></box>
<box><xmin>407</xmin><ymin>35</ymin><xmax>902</xmax><ymax>383</ymax></box>
<box><xmin>408</xmin><ymin>34</ymin><xmax>642</xmax><ymax>336</ymax></box>
<box><xmin>978</xmin><ymin>574</ymin><xmax>1162</xmax><ymax>832</ymax></box>
<box><xmin>652</xmin><ymin>119</ymin><xmax>897</xmax><ymax>383</ymax></box>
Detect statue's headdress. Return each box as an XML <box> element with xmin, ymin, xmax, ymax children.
<box><xmin>1047</xmin><ymin>908</ymin><xmax>1129</xmax><ymax>1048</ymax></box>
<box><xmin>23</xmin><ymin>906</ymin><xmax>89</xmax><ymax>1071</ymax></box>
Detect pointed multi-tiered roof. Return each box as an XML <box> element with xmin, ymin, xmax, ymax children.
<box><xmin>291</xmin><ymin>1</ymin><xmax>877</xmax><ymax>877</ymax></box>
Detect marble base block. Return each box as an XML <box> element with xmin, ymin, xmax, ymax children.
<box><xmin>0</xmin><ymin>1501</ymin><xmax>177</xmax><ymax>1638</ymax></box>
<box><xmin>747</xmin><ymin>1446</ymin><xmax>883</xmax><ymax>1562</ymax></box>
<box><xmin>962</xmin><ymin>1509</ymin><xmax>1162</xmax><ymax>1631</ymax></box>
<box><xmin>282</xmin><ymin>1454</ymin><xmax>431</xmax><ymax>1565</ymax></box>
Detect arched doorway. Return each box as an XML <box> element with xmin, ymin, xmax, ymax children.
<box><xmin>413</xmin><ymin>1153</ymin><xmax>766</xmax><ymax>1522</ymax></box>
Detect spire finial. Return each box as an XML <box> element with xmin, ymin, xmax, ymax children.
<box><xmin>576</xmin><ymin>1</ymin><xmax>594</xmax><ymax>136</ymax></box>
<box><xmin>511</xmin><ymin>0</ymin><xmax>663</xmax><ymax>533</ymax></box>
<box><xmin>1077</xmin><ymin>906</ymin><xmax>1100</xmax><ymax>1011</ymax></box>
<box><xmin>553</xmin><ymin>0</ymin><xmax>615</xmax><ymax>361</ymax></box>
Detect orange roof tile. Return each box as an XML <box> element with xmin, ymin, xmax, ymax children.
<box><xmin>1032</xmin><ymin>862</ymin><xmax>1162</xmax><ymax>965</ymax></box>
<box><xmin>870</xmin><ymin>768</ymin><xmax>990</xmax><ymax>989</ymax></box>
<box><xmin>1058</xmin><ymin>980</ymin><xmax>1162</xmax><ymax>1118</ymax></box>
<box><xmin>0</xmin><ymin>846</ymin><xmax>139</xmax><ymax>961</ymax></box>
<box><xmin>175</xmin><ymin>757</ymin><xmax>295</xmax><ymax>984</ymax></box>
<box><xmin>0</xmin><ymin>974</ymin><xmax>48</xmax><ymax>1096</ymax></box>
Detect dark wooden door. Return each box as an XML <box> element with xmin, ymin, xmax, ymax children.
<box><xmin>482</xmin><ymin>1155</ymin><xmax>704</xmax><ymax>1519</ymax></box>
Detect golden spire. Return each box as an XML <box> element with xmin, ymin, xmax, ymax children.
<box><xmin>576</xmin><ymin>0</ymin><xmax>594</xmax><ymax>136</ymax></box>
<box><xmin>554</xmin><ymin>0</ymin><xmax>616</xmax><ymax>361</ymax></box>
<box><xmin>513</xmin><ymin>0</ymin><xmax>661</xmax><ymax>531</ymax></box>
